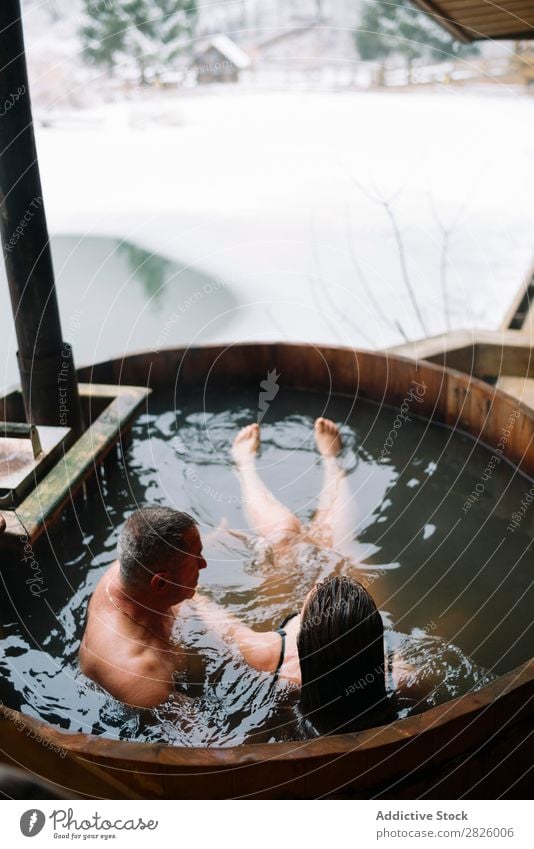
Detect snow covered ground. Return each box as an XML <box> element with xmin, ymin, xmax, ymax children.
<box><xmin>1</xmin><ymin>87</ymin><xmax>533</xmax><ymax>391</ymax></box>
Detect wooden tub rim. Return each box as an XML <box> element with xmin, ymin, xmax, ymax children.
<box><xmin>1</xmin><ymin>658</ymin><xmax>532</xmax><ymax>768</ymax></box>
<box><xmin>78</xmin><ymin>339</ymin><xmax>534</xmax><ymax>429</ymax></box>
<box><xmin>2</xmin><ymin>341</ymin><xmax>533</xmax><ymax>772</ymax></box>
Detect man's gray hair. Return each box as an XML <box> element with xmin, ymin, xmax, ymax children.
<box><xmin>118</xmin><ymin>507</ymin><xmax>197</xmax><ymax>587</ymax></box>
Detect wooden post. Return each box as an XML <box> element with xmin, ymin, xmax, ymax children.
<box><xmin>0</xmin><ymin>0</ymin><xmax>83</xmax><ymax>436</ymax></box>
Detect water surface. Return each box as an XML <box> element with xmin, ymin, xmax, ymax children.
<box><xmin>0</xmin><ymin>389</ymin><xmax>532</xmax><ymax>746</ymax></box>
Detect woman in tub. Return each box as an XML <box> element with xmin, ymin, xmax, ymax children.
<box><xmin>191</xmin><ymin>418</ymin><xmax>415</xmax><ymax>736</ymax></box>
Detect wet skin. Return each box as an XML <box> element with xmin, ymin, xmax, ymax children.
<box><xmin>79</xmin><ymin>525</ymin><xmax>207</xmax><ymax>708</ymax></box>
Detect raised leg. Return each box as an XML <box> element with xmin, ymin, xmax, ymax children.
<box><xmin>232</xmin><ymin>423</ymin><xmax>302</xmax><ymax>547</ymax></box>
<box><xmin>307</xmin><ymin>417</ymin><xmax>356</xmax><ymax>553</ymax></box>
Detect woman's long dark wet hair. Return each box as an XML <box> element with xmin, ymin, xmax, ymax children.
<box><xmin>297</xmin><ymin>576</ymin><xmax>390</xmax><ymax>736</ymax></box>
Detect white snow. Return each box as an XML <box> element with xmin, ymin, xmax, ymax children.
<box><xmin>1</xmin><ymin>88</ymin><xmax>533</xmax><ymax>391</ymax></box>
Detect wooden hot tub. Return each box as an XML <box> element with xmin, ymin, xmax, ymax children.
<box><xmin>1</xmin><ymin>343</ymin><xmax>533</xmax><ymax>799</ymax></box>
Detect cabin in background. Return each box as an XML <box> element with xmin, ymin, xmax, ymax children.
<box><xmin>193</xmin><ymin>36</ymin><xmax>252</xmax><ymax>84</ymax></box>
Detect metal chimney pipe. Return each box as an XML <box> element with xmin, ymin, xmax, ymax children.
<box><xmin>0</xmin><ymin>0</ymin><xmax>84</xmax><ymax>437</ymax></box>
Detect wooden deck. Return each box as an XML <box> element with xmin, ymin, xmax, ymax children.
<box><xmin>388</xmin><ymin>268</ymin><xmax>534</xmax><ymax>415</ymax></box>
<box><xmin>0</xmin><ymin>425</ymin><xmax>70</xmax><ymax>509</ymax></box>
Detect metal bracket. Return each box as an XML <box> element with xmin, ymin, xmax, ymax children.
<box><xmin>0</xmin><ymin>421</ymin><xmax>42</xmax><ymax>458</ymax></box>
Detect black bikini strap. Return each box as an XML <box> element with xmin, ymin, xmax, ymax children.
<box><xmin>274</xmin><ymin>612</ymin><xmax>299</xmax><ymax>677</ymax></box>
<box><xmin>275</xmin><ymin>629</ymin><xmax>287</xmax><ymax>675</ymax></box>
<box><xmin>278</xmin><ymin>611</ymin><xmax>299</xmax><ymax>632</ymax></box>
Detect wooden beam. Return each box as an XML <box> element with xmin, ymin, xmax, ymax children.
<box><xmin>411</xmin><ymin>0</ymin><xmax>534</xmax><ymax>40</ymax></box>
<box><xmin>0</xmin><ymin>384</ymin><xmax>150</xmax><ymax>544</ymax></box>
<box><xmin>410</xmin><ymin>0</ymin><xmax>474</xmax><ymax>42</ymax></box>
<box><xmin>388</xmin><ymin>329</ymin><xmax>534</xmax><ymax>381</ymax></box>
<box><xmin>0</xmin><ymin>1</ymin><xmax>84</xmax><ymax>436</ymax></box>
<box><xmin>500</xmin><ymin>262</ymin><xmax>534</xmax><ymax>331</ymax></box>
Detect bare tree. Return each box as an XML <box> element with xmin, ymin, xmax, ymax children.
<box><xmin>348</xmin><ymin>175</ymin><xmax>428</xmax><ymax>338</ymax></box>
<box><xmin>429</xmin><ymin>192</ymin><xmax>470</xmax><ymax>333</ymax></box>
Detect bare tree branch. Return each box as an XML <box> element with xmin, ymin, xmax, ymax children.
<box><xmin>347</xmin><ymin>172</ymin><xmax>428</xmax><ymax>337</ymax></box>
<box><xmin>310</xmin><ymin>212</ymin><xmax>376</xmax><ymax>347</ymax></box>
<box><xmin>428</xmin><ymin>190</ymin><xmax>471</xmax><ymax>333</ymax></box>
<box><xmin>345</xmin><ymin>204</ymin><xmax>409</xmax><ymax>343</ymax></box>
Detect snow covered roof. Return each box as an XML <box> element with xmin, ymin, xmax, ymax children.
<box><xmin>197</xmin><ymin>35</ymin><xmax>252</xmax><ymax>69</ymax></box>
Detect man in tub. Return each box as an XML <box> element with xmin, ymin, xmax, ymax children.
<box><xmin>80</xmin><ymin>507</ymin><xmax>207</xmax><ymax>708</ymax></box>
<box><xmin>80</xmin><ymin>417</ymin><xmax>375</xmax><ymax>712</ymax></box>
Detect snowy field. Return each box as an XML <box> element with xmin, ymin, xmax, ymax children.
<box><xmin>1</xmin><ymin>87</ymin><xmax>533</xmax><ymax>390</ymax></box>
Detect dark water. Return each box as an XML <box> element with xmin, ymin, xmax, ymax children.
<box><xmin>0</xmin><ymin>235</ymin><xmax>239</xmax><ymax>391</ymax></box>
<box><xmin>0</xmin><ymin>388</ymin><xmax>532</xmax><ymax>747</ymax></box>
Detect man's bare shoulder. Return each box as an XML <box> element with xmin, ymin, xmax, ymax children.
<box><xmin>91</xmin><ymin>559</ymin><xmax>120</xmax><ymax>596</ymax></box>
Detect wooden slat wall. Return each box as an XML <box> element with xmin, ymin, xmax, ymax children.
<box><xmin>411</xmin><ymin>0</ymin><xmax>534</xmax><ymax>41</ymax></box>
<box><xmin>78</xmin><ymin>343</ymin><xmax>534</xmax><ymax>478</ymax></box>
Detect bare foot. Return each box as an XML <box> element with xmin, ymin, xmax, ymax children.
<box><xmin>232</xmin><ymin>423</ymin><xmax>260</xmax><ymax>466</ymax></box>
<box><xmin>314</xmin><ymin>417</ymin><xmax>342</xmax><ymax>458</ymax></box>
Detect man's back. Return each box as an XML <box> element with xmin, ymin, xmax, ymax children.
<box><xmin>79</xmin><ymin>508</ymin><xmax>207</xmax><ymax>708</ymax></box>
<box><xmin>80</xmin><ymin>561</ymin><xmax>184</xmax><ymax>708</ymax></box>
